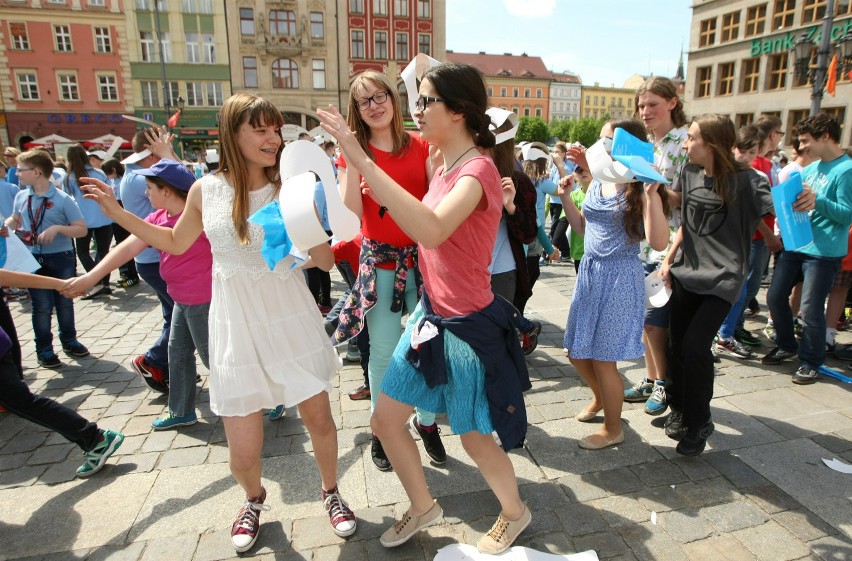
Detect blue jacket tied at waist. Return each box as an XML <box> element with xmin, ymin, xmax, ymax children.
<box><xmin>405</xmin><ymin>291</ymin><xmax>532</xmax><ymax>451</ymax></box>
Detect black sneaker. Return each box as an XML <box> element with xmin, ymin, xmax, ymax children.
<box><xmin>37</xmin><ymin>352</ymin><xmax>62</xmax><ymax>369</ymax></box>
<box><xmin>62</xmin><ymin>341</ymin><xmax>90</xmax><ymax>358</ymax></box>
<box><xmin>371</xmin><ymin>435</ymin><xmax>391</xmax><ymax>471</ymax></box>
<box><xmin>81</xmin><ymin>286</ymin><xmax>112</xmax><ymax>300</ymax></box>
<box><xmin>734</xmin><ymin>327</ymin><xmax>761</xmax><ymax>347</ymax></box>
<box><xmin>664</xmin><ymin>409</ymin><xmax>687</xmax><ymax>441</ymax></box>
<box><xmin>410</xmin><ymin>416</ymin><xmax>447</xmax><ymax>464</ymax></box>
<box><xmin>676</xmin><ymin>420</ymin><xmax>715</xmax><ymax>456</ymax></box>
<box><xmin>521</xmin><ymin>321</ymin><xmax>542</xmax><ymax>356</ymax></box>
<box><xmin>761</xmin><ymin>347</ymin><xmax>797</xmax><ymax>365</ymax></box>
<box><xmin>792</xmin><ymin>366</ymin><xmax>819</xmax><ymax>385</ymax></box>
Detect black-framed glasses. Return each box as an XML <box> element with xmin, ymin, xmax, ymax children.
<box><xmin>355</xmin><ymin>90</ymin><xmax>389</xmax><ymax>111</ymax></box>
<box><xmin>414</xmin><ymin>95</ymin><xmax>445</xmax><ymax>112</ymax></box>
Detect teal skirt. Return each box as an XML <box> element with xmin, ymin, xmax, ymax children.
<box><xmin>381</xmin><ymin>303</ymin><xmax>494</xmax><ymax>436</ymax></box>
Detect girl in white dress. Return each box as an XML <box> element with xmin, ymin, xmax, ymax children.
<box><xmin>79</xmin><ymin>93</ymin><xmax>356</xmax><ymax>553</ymax></box>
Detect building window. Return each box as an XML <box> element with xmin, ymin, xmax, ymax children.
<box><xmin>312</xmin><ymin>59</ymin><xmax>326</xmax><ymax>89</ymax></box>
<box><xmin>350</xmin><ymin>0</ymin><xmax>364</xmax><ymax>14</ymax></box>
<box><xmin>181</xmin><ymin>0</ymin><xmax>212</xmax><ymax>13</ymax></box>
<box><xmin>524</xmin><ymin>88</ymin><xmax>530</xmax><ymax>98</ymax></box>
<box><xmin>394</xmin><ymin>0</ymin><xmax>408</xmax><ymax>17</ymax></box>
<box><xmin>801</xmin><ymin>0</ymin><xmax>827</xmax><ymax>23</ymax></box>
<box><xmin>787</xmin><ymin>109</ymin><xmax>809</xmax><ymax>139</ymax></box>
<box><xmin>54</xmin><ymin>25</ymin><xmax>72</xmax><ymax>52</ymax></box>
<box><xmin>773</xmin><ymin>0</ymin><xmax>795</xmax><ymax>29</ymax></box>
<box><xmin>375</xmin><ymin>32</ymin><xmax>388</xmax><ymax>59</ymax></box>
<box><xmin>537</xmin><ymin>88</ymin><xmax>542</xmax><ymax>98</ymax></box>
<box><xmin>720</xmin><ymin>11</ymin><xmax>740</xmax><ymax>42</ymax></box>
<box><xmin>535</xmin><ymin>107</ymin><xmax>542</xmax><ymax>117</ymax></box>
<box><xmin>418</xmin><ymin>0</ymin><xmax>431</xmax><ymax>18</ymax></box>
<box><xmin>699</xmin><ymin>18</ymin><xmax>716</xmax><ymax>47</ymax></box>
<box><xmin>310</xmin><ymin>12</ymin><xmax>324</xmax><ymax>38</ymax></box>
<box><xmin>206</xmin><ymin>82</ymin><xmax>223</xmax><ymax>105</ymax></box>
<box><xmin>696</xmin><ymin>66</ymin><xmax>712</xmax><ymax>98</ymax></box>
<box><xmin>487</xmin><ymin>87</ymin><xmax>493</xmax><ymax>96</ymax></box>
<box><xmin>736</xmin><ymin>113</ymin><xmax>754</xmax><ymax>128</ymax></box>
<box><xmin>374</xmin><ymin>0</ymin><xmax>387</xmax><ymax>15</ymax></box>
<box><xmin>514</xmin><ymin>87</ymin><xmax>520</xmax><ymax>97</ymax></box>
<box><xmin>186</xmin><ymin>82</ymin><xmax>204</xmax><ymax>106</ymax></box>
<box><xmin>58</xmin><ymin>73</ymin><xmax>79</xmax><ymax>101</ymax></box>
<box><xmin>243</xmin><ymin>56</ymin><xmax>258</xmax><ymax>88</ymax></box>
<box><xmin>10</xmin><ymin>23</ymin><xmax>30</xmax><ymax>50</ymax></box>
<box><xmin>395</xmin><ymin>32</ymin><xmax>408</xmax><ymax>61</ymax></box>
<box><xmin>140</xmin><ymin>31</ymin><xmax>156</xmax><ymax>62</ymax></box>
<box><xmin>418</xmin><ymin>33</ymin><xmax>431</xmax><ymax>55</ymax></box>
<box><xmin>240</xmin><ymin>8</ymin><xmax>255</xmax><ymax>35</ymax></box>
<box><xmin>16</xmin><ymin>72</ymin><xmax>38</xmax><ymax>100</ymax></box>
<box><xmin>272</xmin><ymin>58</ymin><xmax>298</xmax><ymax>89</ymax></box>
<box><xmin>135</xmin><ymin>0</ymin><xmax>166</xmax><ymax>9</ymax></box>
<box><xmin>186</xmin><ymin>33</ymin><xmax>200</xmax><ymax>63</ymax></box>
<box><xmin>141</xmin><ymin>81</ymin><xmax>159</xmax><ymax>106</ymax></box>
<box><xmin>202</xmin><ymin>34</ymin><xmax>215</xmax><ymax>63</ymax></box>
<box><xmin>767</xmin><ymin>52</ymin><xmax>788</xmax><ymax>90</ymax></box>
<box><xmin>97</xmin><ymin>74</ymin><xmax>118</xmax><ymax>101</ymax></box>
<box><xmin>745</xmin><ymin>4</ymin><xmax>767</xmax><ymax>37</ymax></box>
<box><xmin>88</xmin><ymin>0</ymin><xmax>105</xmax><ymax>5</ymax></box>
<box><xmin>717</xmin><ymin>62</ymin><xmax>735</xmax><ymax>96</ymax></box>
<box><xmin>501</xmin><ymin>87</ymin><xmax>507</xmax><ymax>96</ymax></box>
<box><xmin>270</xmin><ymin>10</ymin><xmax>296</xmax><ymax>35</ymax></box>
<box><xmin>351</xmin><ymin>30</ymin><xmax>364</xmax><ymax>58</ymax></box>
<box><xmin>740</xmin><ymin>58</ymin><xmax>760</xmax><ymax>92</ymax></box>
<box><xmin>93</xmin><ymin>27</ymin><xmax>112</xmax><ymax>53</ymax></box>
<box><xmin>165</xmin><ymin>81</ymin><xmax>179</xmax><ymax>106</ymax></box>
<box><xmin>524</xmin><ymin>108</ymin><xmax>530</xmax><ymax>116</ymax></box>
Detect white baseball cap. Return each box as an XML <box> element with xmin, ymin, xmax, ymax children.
<box><xmin>120</xmin><ymin>149</ymin><xmax>152</xmax><ymax>165</ymax></box>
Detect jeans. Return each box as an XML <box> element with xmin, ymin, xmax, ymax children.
<box><xmin>112</xmin><ymin>218</ymin><xmax>139</xmax><ymax>281</ymax></box>
<box><xmin>168</xmin><ymin>302</ymin><xmax>210</xmax><ymax>417</ymax></box>
<box><xmin>75</xmin><ymin>224</ymin><xmax>114</xmax><ymax>288</ymax></box>
<box><xmin>0</xmin><ymin>300</ymin><xmax>100</xmax><ymax>451</ymax></box>
<box><xmin>719</xmin><ymin>282</ymin><xmax>748</xmax><ymax>340</ymax></box>
<box><xmin>767</xmin><ymin>251</ymin><xmax>840</xmax><ymax>369</ymax></box>
<box><xmin>29</xmin><ymin>251</ymin><xmax>78</xmax><ymax>355</ymax></box>
<box><xmin>136</xmin><ymin>261</ymin><xmax>173</xmax><ymax>372</ymax></box>
<box><xmin>367</xmin><ymin>268</ymin><xmax>435</xmax><ymax>425</ymax></box>
<box><xmin>667</xmin><ymin>277</ymin><xmax>731</xmax><ymax>430</ymax></box>
<box><xmin>737</xmin><ymin>238</ymin><xmax>770</xmax><ymax>329</ymax></box>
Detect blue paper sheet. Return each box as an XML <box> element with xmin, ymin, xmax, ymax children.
<box><xmin>248</xmin><ymin>201</ymin><xmax>304</xmax><ymax>270</ymax></box>
<box><xmin>771</xmin><ymin>172</ymin><xmax>813</xmax><ymax>251</ymax></box>
<box><xmin>610</xmin><ymin>129</ymin><xmax>669</xmax><ymax>184</ymax></box>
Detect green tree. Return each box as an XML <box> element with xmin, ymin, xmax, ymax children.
<box><xmin>516</xmin><ymin>116</ymin><xmax>549</xmax><ymax>143</ymax></box>
<box><xmin>568</xmin><ymin>116</ymin><xmax>609</xmax><ymax>147</ymax></box>
<box><xmin>548</xmin><ymin>119</ymin><xmax>572</xmax><ymax>142</ymax></box>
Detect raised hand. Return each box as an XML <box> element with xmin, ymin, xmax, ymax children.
<box><xmin>79</xmin><ymin>176</ymin><xmax>122</xmax><ymax>217</ymax></box>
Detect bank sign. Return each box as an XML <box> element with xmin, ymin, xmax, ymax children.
<box><xmin>751</xmin><ymin>20</ymin><xmax>852</xmax><ymax>56</ymax></box>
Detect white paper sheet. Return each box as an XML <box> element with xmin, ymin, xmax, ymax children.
<box><xmin>586</xmin><ymin>140</ymin><xmax>634</xmax><ymax>184</ymax></box>
<box><xmin>277</xmin><ymin>172</ymin><xmax>330</xmax><ymax>251</ymax></box>
<box><xmin>279</xmin><ymin>140</ymin><xmax>360</xmax><ymax>248</ymax></box>
<box><xmin>434</xmin><ymin>544</ymin><xmax>599</xmax><ymax>561</ymax></box>
<box><xmin>2</xmin><ymin>233</ymin><xmax>41</xmax><ymax>274</ymax></box>
<box><xmin>822</xmin><ymin>457</ymin><xmax>852</xmax><ymax>474</ymax></box>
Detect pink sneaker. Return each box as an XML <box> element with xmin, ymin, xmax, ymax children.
<box><xmin>322</xmin><ymin>486</ymin><xmax>357</xmax><ymax>537</ymax></box>
<box><xmin>231</xmin><ymin>487</ymin><xmax>270</xmax><ymax>552</ymax></box>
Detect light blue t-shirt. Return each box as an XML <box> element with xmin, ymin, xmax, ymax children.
<box><xmin>12</xmin><ymin>184</ymin><xmax>84</xmax><ymax>254</ymax></box>
<box><xmin>489</xmin><ymin>218</ymin><xmax>515</xmax><ymax>275</ymax></box>
<box><xmin>65</xmin><ymin>166</ymin><xmax>113</xmax><ymax>228</ymax></box>
<box><xmin>534</xmin><ymin>177</ymin><xmax>558</xmax><ymax>226</ymax></box>
<box><xmin>0</xmin><ymin>179</ymin><xmax>20</xmax><ymax>219</ymax></box>
<box><xmin>6</xmin><ymin>167</ymin><xmax>19</xmax><ymax>186</ymax></box>
<box><xmin>800</xmin><ymin>154</ymin><xmax>852</xmax><ymax>258</ymax></box>
<box><xmin>119</xmin><ymin>164</ymin><xmax>159</xmax><ymax>264</ymax></box>
<box><xmin>313</xmin><ymin>180</ymin><xmax>330</xmax><ymax>231</ymax></box>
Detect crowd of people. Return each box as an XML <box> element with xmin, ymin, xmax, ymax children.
<box><xmin>0</xmin><ymin>58</ymin><xmax>850</xmax><ymax>556</ymax></box>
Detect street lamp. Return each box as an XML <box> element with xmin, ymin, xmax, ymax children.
<box><xmin>790</xmin><ymin>0</ymin><xmax>839</xmax><ymax>116</ymax></box>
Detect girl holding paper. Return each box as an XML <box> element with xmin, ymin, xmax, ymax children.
<box><xmin>559</xmin><ymin>120</ymin><xmax>670</xmax><ymax>450</ymax></box>
<box><xmin>319</xmin><ymin>62</ymin><xmax>532</xmax><ymax>555</ymax></box>
<box><xmin>334</xmin><ymin>70</ymin><xmax>446</xmax><ymax>472</ymax></box>
<box><xmin>78</xmin><ymin>92</ymin><xmax>357</xmax><ymax>553</ymax></box>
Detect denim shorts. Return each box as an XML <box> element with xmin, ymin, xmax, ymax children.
<box><xmin>643</xmin><ymin>262</ymin><xmax>671</xmax><ymax>328</ymax></box>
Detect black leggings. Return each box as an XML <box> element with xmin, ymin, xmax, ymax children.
<box><xmin>75</xmin><ymin>225</ymin><xmax>114</xmax><ymax>288</ymax></box>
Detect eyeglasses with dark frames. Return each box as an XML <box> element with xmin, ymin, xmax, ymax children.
<box><xmin>356</xmin><ymin>90</ymin><xmax>389</xmax><ymax>111</ymax></box>
<box><xmin>414</xmin><ymin>95</ymin><xmax>446</xmax><ymax>112</ymax></box>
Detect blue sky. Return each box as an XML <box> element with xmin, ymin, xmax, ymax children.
<box><xmin>446</xmin><ymin>0</ymin><xmax>693</xmax><ymax>87</ymax></box>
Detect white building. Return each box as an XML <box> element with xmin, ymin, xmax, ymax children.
<box><xmin>549</xmin><ymin>71</ymin><xmax>582</xmax><ymax>120</ymax></box>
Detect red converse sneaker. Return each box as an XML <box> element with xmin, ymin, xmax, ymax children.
<box><xmin>322</xmin><ymin>485</ymin><xmax>357</xmax><ymax>537</ymax></box>
<box><xmin>231</xmin><ymin>487</ymin><xmax>270</xmax><ymax>552</ymax></box>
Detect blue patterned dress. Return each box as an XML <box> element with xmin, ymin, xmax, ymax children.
<box><xmin>563</xmin><ymin>181</ymin><xmax>645</xmax><ymax>361</ymax></box>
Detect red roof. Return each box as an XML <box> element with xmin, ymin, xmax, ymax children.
<box><xmin>446</xmin><ymin>51</ymin><xmax>553</xmax><ymax>80</ymax></box>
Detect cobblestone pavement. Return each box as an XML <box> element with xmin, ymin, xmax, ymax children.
<box><xmin>0</xmin><ymin>263</ymin><xmax>850</xmax><ymax>561</ymax></box>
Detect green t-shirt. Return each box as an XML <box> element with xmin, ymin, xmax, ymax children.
<box><xmin>562</xmin><ymin>188</ymin><xmax>587</xmax><ymax>261</ymax></box>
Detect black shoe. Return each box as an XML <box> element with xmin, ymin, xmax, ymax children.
<box><xmin>676</xmin><ymin>420</ymin><xmax>715</xmax><ymax>456</ymax></box>
<box><xmin>664</xmin><ymin>409</ymin><xmax>687</xmax><ymax>441</ymax></box>
<box><xmin>81</xmin><ymin>286</ymin><xmax>112</xmax><ymax>300</ymax></box>
<box><xmin>37</xmin><ymin>352</ymin><xmax>62</xmax><ymax>369</ymax></box>
<box><xmin>371</xmin><ymin>435</ymin><xmax>392</xmax><ymax>471</ymax></box>
<box><xmin>410</xmin><ymin>416</ymin><xmax>447</xmax><ymax>464</ymax></box>
<box><xmin>761</xmin><ymin>347</ymin><xmax>797</xmax><ymax>365</ymax></box>
<box><xmin>62</xmin><ymin>341</ymin><xmax>90</xmax><ymax>358</ymax></box>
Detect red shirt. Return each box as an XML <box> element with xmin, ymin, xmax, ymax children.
<box><xmin>332</xmin><ymin>234</ymin><xmax>361</xmax><ymax>267</ymax></box>
<box><xmin>751</xmin><ymin>156</ymin><xmax>775</xmax><ymax>240</ymax></box>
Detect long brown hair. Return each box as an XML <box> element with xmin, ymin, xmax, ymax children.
<box><xmin>610</xmin><ymin>119</ymin><xmax>670</xmax><ymax>242</ymax></box>
<box><xmin>693</xmin><ymin>114</ymin><xmax>746</xmax><ymax>205</ymax></box>
<box><xmin>634</xmin><ymin>77</ymin><xmax>687</xmax><ymax>132</ymax></box>
<box><xmin>217</xmin><ymin>92</ymin><xmax>284</xmax><ymax>245</ymax></box>
<box><xmin>347</xmin><ymin>70</ymin><xmax>409</xmax><ymax>159</ymax></box>
<box><xmin>66</xmin><ymin>145</ymin><xmax>90</xmax><ymax>188</ymax></box>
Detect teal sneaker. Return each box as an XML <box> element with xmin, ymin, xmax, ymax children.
<box><xmin>644</xmin><ymin>381</ymin><xmax>668</xmax><ymax>415</ymax></box>
<box><xmin>152</xmin><ymin>411</ymin><xmax>198</xmax><ymax>430</ymax></box>
<box><xmin>268</xmin><ymin>405</ymin><xmax>286</xmax><ymax>421</ymax></box>
<box><xmin>76</xmin><ymin>429</ymin><xmax>124</xmax><ymax>478</ymax></box>
<box><xmin>624</xmin><ymin>378</ymin><xmax>653</xmax><ymax>402</ymax></box>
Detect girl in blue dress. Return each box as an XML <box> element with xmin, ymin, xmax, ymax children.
<box><xmin>560</xmin><ymin>120</ymin><xmax>670</xmax><ymax>449</ymax></box>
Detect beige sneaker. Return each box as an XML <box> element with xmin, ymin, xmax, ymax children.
<box><xmin>477</xmin><ymin>504</ymin><xmax>532</xmax><ymax>554</ymax></box>
<box><xmin>379</xmin><ymin>500</ymin><xmax>443</xmax><ymax>547</ymax></box>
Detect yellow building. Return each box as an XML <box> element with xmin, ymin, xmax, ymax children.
<box><xmin>580</xmin><ymin>83</ymin><xmax>636</xmax><ymax>120</ymax></box>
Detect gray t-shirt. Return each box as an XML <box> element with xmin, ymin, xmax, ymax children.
<box><xmin>671</xmin><ymin>165</ymin><xmax>773</xmax><ymax>304</ymax></box>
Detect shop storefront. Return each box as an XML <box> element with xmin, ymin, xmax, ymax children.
<box><xmin>6</xmin><ymin>111</ymin><xmax>138</xmax><ymax>151</ymax></box>
<box><xmin>134</xmin><ymin>109</ymin><xmax>220</xmax><ymax>161</ymax></box>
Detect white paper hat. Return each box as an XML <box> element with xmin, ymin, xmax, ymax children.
<box><xmin>401</xmin><ymin>53</ymin><xmax>442</xmax><ymax>116</ymax></box>
<box><xmin>485</xmin><ymin>108</ymin><xmax>519</xmax><ymax>145</ymax></box>
<box><xmin>205</xmin><ymin>148</ymin><xmax>219</xmax><ymax>164</ymax></box>
<box><xmin>521</xmin><ymin>142</ymin><xmax>550</xmax><ymax>162</ymax></box>
<box><xmin>645</xmin><ymin>274</ymin><xmax>672</xmax><ymax>308</ymax></box>
<box><xmin>120</xmin><ymin>149</ymin><xmax>152</xmax><ymax>165</ymax></box>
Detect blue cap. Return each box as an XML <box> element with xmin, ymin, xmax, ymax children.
<box><xmin>134</xmin><ymin>159</ymin><xmax>196</xmax><ymax>192</ymax></box>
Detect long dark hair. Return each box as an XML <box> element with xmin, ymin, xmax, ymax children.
<box><xmin>610</xmin><ymin>119</ymin><xmax>670</xmax><ymax>242</ymax></box>
<box><xmin>693</xmin><ymin>114</ymin><xmax>746</xmax><ymax>205</ymax></box>
<box><xmin>66</xmin><ymin>145</ymin><xmax>90</xmax><ymax>190</ymax></box>
<box><xmin>421</xmin><ymin>63</ymin><xmax>495</xmax><ymax>150</ymax></box>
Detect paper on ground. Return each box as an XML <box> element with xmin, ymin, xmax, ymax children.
<box><xmin>821</xmin><ymin>458</ymin><xmax>852</xmax><ymax>474</ymax></box>
<box><xmin>2</xmin><ymin>232</ymin><xmax>40</xmax><ymax>273</ymax></box>
<box><xmin>434</xmin><ymin>544</ymin><xmax>599</xmax><ymax>561</ymax></box>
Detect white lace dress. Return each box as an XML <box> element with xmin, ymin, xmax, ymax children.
<box><xmin>201</xmin><ymin>174</ymin><xmax>338</xmax><ymax>417</ymax></box>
